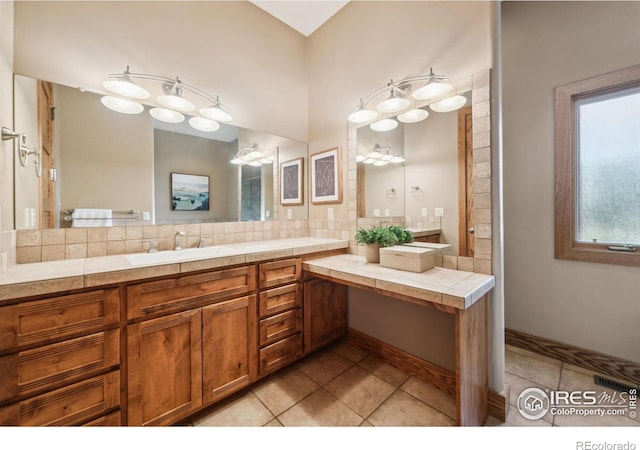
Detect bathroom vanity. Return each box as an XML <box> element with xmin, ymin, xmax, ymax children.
<box><xmin>0</xmin><ymin>237</ymin><xmax>493</xmax><ymax>426</ymax></box>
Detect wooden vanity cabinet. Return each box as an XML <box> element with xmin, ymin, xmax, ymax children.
<box><xmin>0</xmin><ymin>288</ymin><xmax>121</xmax><ymax>426</ymax></box>
<box><xmin>125</xmin><ymin>265</ymin><xmax>258</xmax><ymax>425</ymax></box>
<box><xmin>303</xmin><ymin>277</ymin><xmax>347</xmax><ymax>354</ymax></box>
<box><xmin>257</xmin><ymin>259</ymin><xmax>303</xmax><ymax>376</ymax></box>
<box><xmin>413</xmin><ymin>233</ymin><xmax>441</xmax><ymax>243</ymax></box>
<box><xmin>202</xmin><ymin>295</ymin><xmax>257</xmax><ymax>405</ymax></box>
<box><xmin>127</xmin><ymin>309</ymin><xmax>203</xmax><ymax>426</ymax></box>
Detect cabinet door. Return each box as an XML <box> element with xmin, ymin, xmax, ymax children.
<box><xmin>202</xmin><ymin>295</ymin><xmax>257</xmax><ymax>405</ymax></box>
<box><xmin>127</xmin><ymin>309</ymin><xmax>202</xmax><ymax>426</ymax></box>
<box><xmin>303</xmin><ymin>278</ymin><xmax>347</xmax><ymax>354</ymax></box>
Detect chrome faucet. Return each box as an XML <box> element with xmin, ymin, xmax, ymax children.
<box><xmin>197</xmin><ymin>237</ymin><xmax>206</xmax><ymax>248</ymax></box>
<box><xmin>174</xmin><ymin>231</ymin><xmax>185</xmax><ymax>251</ymax></box>
<box><xmin>145</xmin><ymin>240</ymin><xmax>158</xmax><ymax>253</ymax></box>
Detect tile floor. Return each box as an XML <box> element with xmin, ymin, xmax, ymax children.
<box><xmin>187</xmin><ymin>340</ymin><xmax>639</xmax><ymax>427</ymax></box>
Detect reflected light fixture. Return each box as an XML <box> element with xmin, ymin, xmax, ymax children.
<box><xmin>101</xmin><ymin>96</ymin><xmax>145</xmax><ymax>114</ymax></box>
<box><xmin>149</xmin><ymin>108</ymin><xmax>185</xmax><ymax>123</ymax></box>
<box><xmin>101</xmin><ymin>66</ymin><xmax>232</xmax><ymax>131</ymax></box>
<box><xmin>370</xmin><ymin>118</ymin><xmax>398</xmax><ymax>132</ymax></box>
<box><xmin>188</xmin><ymin>116</ymin><xmax>220</xmax><ymax>132</ymax></box>
<box><xmin>429</xmin><ymin>94</ymin><xmax>467</xmax><ymax>112</ymax></box>
<box><xmin>348</xmin><ymin>68</ymin><xmax>465</xmax><ymax>129</ymax></box>
<box><xmin>230</xmin><ymin>143</ymin><xmax>273</xmax><ymax>166</ymax></box>
<box><xmin>397</xmin><ymin>108</ymin><xmax>429</xmax><ymax>123</ymax></box>
<box><xmin>357</xmin><ymin>144</ymin><xmax>405</xmax><ymax>165</ymax></box>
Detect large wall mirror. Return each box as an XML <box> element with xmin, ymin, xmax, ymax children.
<box><xmin>355</xmin><ymin>84</ymin><xmax>475</xmax><ymax>258</ymax></box>
<box><xmin>13</xmin><ymin>75</ymin><xmax>308</xmax><ymax>230</ymax></box>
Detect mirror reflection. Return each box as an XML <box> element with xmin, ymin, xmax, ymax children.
<box><xmin>356</xmin><ymin>91</ymin><xmax>473</xmax><ymax>257</ymax></box>
<box><xmin>13</xmin><ymin>75</ymin><xmax>308</xmax><ymax>229</ymax></box>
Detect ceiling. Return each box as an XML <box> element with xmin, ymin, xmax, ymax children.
<box><xmin>250</xmin><ymin>1</ymin><xmax>349</xmax><ymax>36</ymax></box>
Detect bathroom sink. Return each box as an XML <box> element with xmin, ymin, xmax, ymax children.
<box><xmin>125</xmin><ymin>246</ymin><xmax>235</xmax><ymax>266</ymax></box>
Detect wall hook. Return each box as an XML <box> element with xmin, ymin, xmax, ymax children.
<box><xmin>1</xmin><ymin>127</ymin><xmax>22</xmax><ymax>141</ymax></box>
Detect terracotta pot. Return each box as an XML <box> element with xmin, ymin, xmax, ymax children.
<box><xmin>364</xmin><ymin>244</ymin><xmax>381</xmax><ymax>263</ymax></box>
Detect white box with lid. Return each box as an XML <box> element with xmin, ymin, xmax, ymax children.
<box><xmin>379</xmin><ymin>245</ymin><xmax>436</xmax><ymax>273</ymax></box>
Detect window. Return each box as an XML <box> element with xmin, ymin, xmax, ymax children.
<box><xmin>555</xmin><ymin>64</ymin><xmax>640</xmax><ymax>266</ymax></box>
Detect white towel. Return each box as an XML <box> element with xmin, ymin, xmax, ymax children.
<box><xmin>71</xmin><ymin>208</ymin><xmax>113</xmax><ymax>227</ymax></box>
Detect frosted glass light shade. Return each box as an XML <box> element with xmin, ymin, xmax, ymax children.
<box><xmin>101</xmin><ymin>96</ymin><xmax>144</xmax><ymax>114</ymax></box>
<box><xmin>376</xmin><ymin>94</ymin><xmax>410</xmax><ymax>113</ymax></box>
<box><xmin>189</xmin><ymin>116</ymin><xmax>220</xmax><ymax>132</ymax></box>
<box><xmin>412</xmin><ymin>81</ymin><xmax>453</xmax><ymax>100</ymax></box>
<box><xmin>398</xmin><ymin>108</ymin><xmax>429</xmax><ymax>123</ymax></box>
<box><xmin>102</xmin><ymin>78</ymin><xmax>150</xmax><ymax>100</ymax></box>
<box><xmin>370</xmin><ymin>118</ymin><xmax>398</xmax><ymax>132</ymax></box>
<box><xmin>200</xmin><ymin>103</ymin><xmax>232</xmax><ymax>122</ymax></box>
<box><xmin>348</xmin><ymin>106</ymin><xmax>378</xmax><ymax>123</ymax></box>
<box><xmin>149</xmin><ymin>107</ymin><xmax>185</xmax><ymax>123</ymax></box>
<box><xmin>157</xmin><ymin>94</ymin><xmax>195</xmax><ymax>112</ymax></box>
<box><xmin>374</xmin><ymin>160</ymin><xmax>389</xmax><ymax>166</ymax></box>
<box><xmin>356</xmin><ymin>154</ymin><xmax>367</xmax><ymax>162</ymax></box>
<box><xmin>429</xmin><ymin>94</ymin><xmax>467</xmax><ymax>112</ymax></box>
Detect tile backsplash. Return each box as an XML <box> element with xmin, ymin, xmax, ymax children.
<box><xmin>14</xmin><ymin>220</ymin><xmax>309</xmax><ymax>264</ymax></box>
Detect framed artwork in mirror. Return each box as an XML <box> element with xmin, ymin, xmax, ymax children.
<box><xmin>310</xmin><ymin>147</ymin><xmax>342</xmax><ymax>204</ymax></box>
<box><xmin>171</xmin><ymin>173</ymin><xmax>210</xmax><ymax>211</ymax></box>
<box><xmin>280</xmin><ymin>158</ymin><xmax>304</xmax><ymax>206</ymax></box>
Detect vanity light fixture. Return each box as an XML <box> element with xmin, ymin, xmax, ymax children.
<box><xmin>429</xmin><ymin>94</ymin><xmax>467</xmax><ymax>112</ymax></box>
<box><xmin>370</xmin><ymin>118</ymin><xmax>398</xmax><ymax>132</ymax></box>
<box><xmin>230</xmin><ymin>143</ymin><xmax>273</xmax><ymax>166</ymax></box>
<box><xmin>358</xmin><ymin>144</ymin><xmax>405</xmax><ymax>165</ymax></box>
<box><xmin>101</xmin><ymin>66</ymin><xmax>232</xmax><ymax>132</ymax></box>
<box><xmin>397</xmin><ymin>108</ymin><xmax>429</xmax><ymax>123</ymax></box>
<box><xmin>348</xmin><ymin>68</ymin><xmax>464</xmax><ymax>129</ymax></box>
<box><xmin>376</xmin><ymin>84</ymin><xmax>411</xmax><ymax>113</ymax></box>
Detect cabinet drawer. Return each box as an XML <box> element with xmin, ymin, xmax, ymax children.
<box><xmin>83</xmin><ymin>410</ymin><xmax>121</xmax><ymax>426</ymax></box>
<box><xmin>258</xmin><ymin>283</ymin><xmax>301</xmax><ymax>318</ymax></box>
<box><xmin>0</xmin><ymin>371</ymin><xmax>120</xmax><ymax>426</ymax></box>
<box><xmin>259</xmin><ymin>333</ymin><xmax>302</xmax><ymax>376</ymax></box>
<box><xmin>259</xmin><ymin>309</ymin><xmax>302</xmax><ymax>347</ymax></box>
<box><xmin>127</xmin><ymin>265</ymin><xmax>256</xmax><ymax>319</ymax></box>
<box><xmin>259</xmin><ymin>258</ymin><xmax>301</xmax><ymax>289</ymax></box>
<box><xmin>0</xmin><ymin>329</ymin><xmax>119</xmax><ymax>402</ymax></box>
<box><xmin>0</xmin><ymin>288</ymin><xmax>120</xmax><ymax>352</ymax></box>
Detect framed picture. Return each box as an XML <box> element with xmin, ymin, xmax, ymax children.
<box><xmin>280</xmin><ymin>158</ymin><xmax>304</xmax><ymax>206</ymax></box>
<box><xmin>171</xmin><ymin>173</ymin><xmax>210</xmax><ymax>211</ymax></box>
<box><xmin>310</xmin><ymin>147</ymin><xmax>342</xmax><ymax>204</ymax></box>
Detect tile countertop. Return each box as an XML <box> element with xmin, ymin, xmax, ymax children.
<box><xmin>0</xmin><ymin>237</ymin><xmax>349</xmax><ymax>302</ymax></box>
<box><xmin>303</xmin><ymin>254</ymin><xmax>495</xmax><ymax>310</ymax></box>
<box><xmin>407</xmin><ymin>227</ymin><xmax>441</xmax><ymax>238</ymax></box>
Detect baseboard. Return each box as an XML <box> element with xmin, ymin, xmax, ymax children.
<box><xmin>505</xmin><ymin>328</ymin><xmax>640</xmax><ymax>386</ymax></box>
<box><xmin>347</xmin><ymin>328</ymin><xmax>456</xmax><ymax>396</ymax></box>
<box><xmin>488</xmin><ymin>384</ymin><xmax>508</xmax><ymax>422</ymax></box>
<box><xmin>347</xmin><ymin>327</ymin><xmax>506</xmax><ymax>422</ymax></box>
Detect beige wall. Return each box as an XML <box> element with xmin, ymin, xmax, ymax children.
<box><xmin>13</xmin><ymin>1</ymin><xmax>308</xmax><ymax>142</ymax></box>
<box><xmin>57</xmin><ymin>85</ymin><xmax>154</xmax><ymax>223</ymax></box>
<box><xmin>502</xmin><ymin>1</ymin><xmax>640</xmax><ymax>362</ymax></box>
<box><xmin>0</xmin><ymin>1</ymin><xmax>14</xmax><ymax>232</ymax></box>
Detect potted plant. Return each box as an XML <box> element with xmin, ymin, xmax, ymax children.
<box><xmin>355</xmin><ymin>225</ymin><xmax>412</xmax><ymax>263</ymax></box>
<box><xmin>387</xmin><ymin>225</ymin><xmax>414</xmax><ymax>245</ymax></box>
